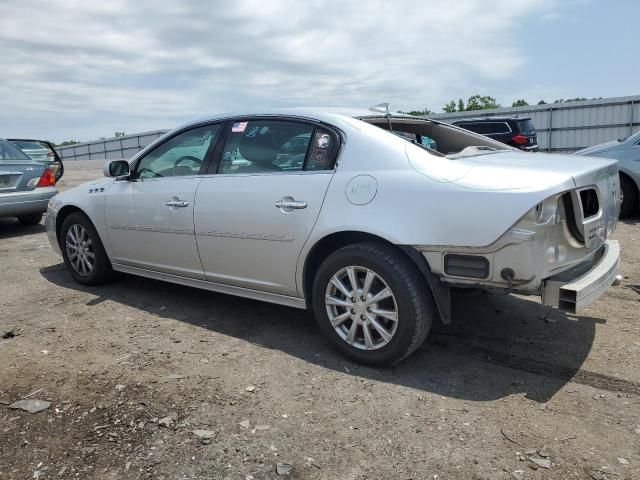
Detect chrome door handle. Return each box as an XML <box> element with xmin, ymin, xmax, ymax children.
<box><xmin>275</xmin><ymin>197</ymin><xmax>307</xmax><ymax>212</ymax></box>
<box><xmin>165</xmin><ymin>200</ymin><xmax>189</xmax><ymax>209</ymax></box>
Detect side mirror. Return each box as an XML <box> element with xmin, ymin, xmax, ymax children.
<box><xmin>103</xmin><ymin>159</ymin><xmax>130</xmax><ymax>178</ymax></box>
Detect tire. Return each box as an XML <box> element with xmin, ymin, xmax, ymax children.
<box><xmin>620</xmin><ymin>175</ymin><xmax>638</xmax><ymax>218</ymax></box>
<box><xmin>312</xmin><ymin>242</ymin><xmax>434</xmax><ymax>366</ymax></box>
<box><xmin>17</xmin><ymin>213</ymin><xmax>43</xmax><ymax>225</ymax></box>
<box><xmin>60</xmin><ymin>212</ymin><xmax>114</xmax><ymax>285</ymax></box>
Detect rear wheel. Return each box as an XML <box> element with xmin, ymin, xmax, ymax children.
<box><xmin>17</xmin><ymin>213</ymin><xmax>43</xmax><ymax>225</ymax></box>
<box><xmin>620</xmin><ymin>175</ymin><xmax>638</xmax><ymax>218</ymax></box>
<box><xmin>60</xmin><ymin>212</ymin><xmax>114</xmax><ymax>285</ymax></box>
<box><xmin>312</xmin><ymin>242</ymin><xmax>434</xmax><ymax>366</ymax></box>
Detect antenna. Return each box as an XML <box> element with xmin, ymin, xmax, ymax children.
<box><xmin>369</xmin><ymin>103</ymin><xmax>393</xmax><ymax>131</ymax></box>
<box><xmin>369</xmin><ymin>103</ymin><xmax>390</xmax><ymax>114</ymax></box>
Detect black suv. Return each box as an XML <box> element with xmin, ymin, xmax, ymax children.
<box><xmin>451</xmin><ymin>117</ymin><xmax>538</xmax><ymax>151</ymax></box>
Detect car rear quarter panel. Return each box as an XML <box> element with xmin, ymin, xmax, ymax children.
<box><xmin>296</xmin><ymin>127</ymin><xmax>578</xmax><ymax>292</ymax></box>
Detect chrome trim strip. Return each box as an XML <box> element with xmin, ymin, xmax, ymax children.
<box><xmin>111</xmin><ymin>263</ymin><xmax>307</xmax><ymax>309</ymax></box>
<box><xmin>109</xmin><ymin>224</ymin><xmax>192</xmax><ymax>234</ymax></box>
<box><xmin>196</xmin><ymin>230</ymin><xmax>294</xmax><ymax>242</ymax></box>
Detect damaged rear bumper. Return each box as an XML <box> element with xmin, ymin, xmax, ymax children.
<box><xmin>542</xmin><ymin>240</ymin><xmax>620</xmax><ymax>314</ymax></box>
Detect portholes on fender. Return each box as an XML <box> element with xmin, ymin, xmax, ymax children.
<box><xmin>346</xmin><ymin>175</ymin><xmax>378</xmax><ymax>205</ymax></box>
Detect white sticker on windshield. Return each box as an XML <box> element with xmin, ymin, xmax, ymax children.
<box><xmin>232</xmin><ymin>121</ymin><xmax>248</xmax><ymax>133</ymax></box>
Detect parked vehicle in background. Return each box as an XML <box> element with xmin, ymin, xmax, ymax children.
<box><xmin>451</xmin><ymin>117</ymin><xmax>538</xmax><ymax>151</ymax></box>
<box><xmin>0</xmin><ymin>138</ymin><xmax>58</xmax><ymax>225</ymax></box>
<box><xmin>575</xmin><ymin>131</ymin><xmax>640</xmax><ymax>217</ymax></box>
<box><xmin>46</xmin><ymin>107</ymin><xmax>620</xmax><ymax>365</ymax></box>
<box><xmin>8</xmin><ymin>139</ymin><xmax>64</xmax><ymax>181</ymax></box>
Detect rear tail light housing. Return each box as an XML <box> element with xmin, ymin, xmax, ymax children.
<box><xmin>27</xmin><ymin>168</ymin><xmax>56</xmax><ymax>188</ymax></box>
<box><xmin>511</xmin><ymin>134</ymin><xmax>529</xmax><ymax>145</ymax></box>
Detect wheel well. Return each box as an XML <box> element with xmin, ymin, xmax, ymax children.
<box><xmin>302</xmin><ymin>231</ymin><xmax>450</xmax><ymax>323</ymax></box>
<box><xmin>620</xmin><ymin>171</ymin><xmax>639</xmax><ymax>192</ymax></box>
<box><xmin>55</xmin><ymin>205</ymin><xmax>85</xmax><ymax>245</ymax></box>
<box><xmin>620</xmin><ymin>171</ymin><xmax>640</xmax><ymax>211</ymax></box>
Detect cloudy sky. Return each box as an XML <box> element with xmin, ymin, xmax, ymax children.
<box><xmin>1</xmin><ymin>0</ymin><xmax>638</xmax><ymax>143</ymax></box>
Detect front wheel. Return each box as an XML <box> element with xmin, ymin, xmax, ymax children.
<box><xmin>312</xmin><ymin>242</ymin><xmax>434</xmax><ymax>366</ymax></box>
<box><xmin>60</xmin><ymin>212</ymin><xmax>114</xmax><ymax>285</ymax></box>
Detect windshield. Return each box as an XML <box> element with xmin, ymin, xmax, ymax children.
<box><xmin>0</xmin><ymin>139</ymin><xmax>32</xmax><ymax>162</ymax></box>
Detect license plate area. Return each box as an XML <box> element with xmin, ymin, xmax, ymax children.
<box><xmin>0</xmin><ymin>173</ymin><xmax>21</xmax><ymax>190</ymax></box>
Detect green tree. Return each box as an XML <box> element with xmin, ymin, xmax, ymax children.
<box><xmin>512</xmin><ymin>99</ymin><xmax>529</xmax><ymax>107</ymax></box>
<box><xmin>443</xmin><ymin>100</ymin><xmax>457</xmax><ymax>113</ymax></box>
<box><xmin>57</xmin><ymin>140</ymin><xmax>80</xmax><ymax>146</ymax></box>
<box><xmin>400</xmin><ymin>108</ymin><xmax>434</xmax><ymax>116</ymax></box>
<box><xmin>537</xmin><ymin>100</ymin><xmax>547</xmax><ymax>105</ymax></box>
<box><xmin>465</xmin><ymin>95</ymin><xmax>500</xmax><ymax>111</ymax></box>
<box><xmin>457</xmin><ymin>98</ymin><xmax>465</xmax><ymax>112</ymax></box>
<box><xmin>114</xmin><ymin>131</ymin><xmax>126</xmax><ymax>138</ymax></box>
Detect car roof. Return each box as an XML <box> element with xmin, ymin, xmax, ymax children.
<box><xmin>179</xmin><ymin>107</ymin><xmax>425</xmax><ymax>131</ymax></box>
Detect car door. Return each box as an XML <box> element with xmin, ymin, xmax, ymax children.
<box><xmin>194</xmin><ymin>118</ymin><xmax>339</xmax><ymax>296</ymax></box>
<box><xmin>105</xmin><ymin>123</ymin><xmax>222</xmax><ymax>278</ymax></box>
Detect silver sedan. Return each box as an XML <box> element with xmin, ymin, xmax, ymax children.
<box><xmin>46</xmin><ymin>108</ymin><xmax>621</xmax><ymax>365</ymax></box>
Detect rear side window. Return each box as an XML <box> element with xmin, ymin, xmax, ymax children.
<box><xmin>219</xmin><ymin>120</ymin><xmax>335</xmax><ymax>174</ymax></box>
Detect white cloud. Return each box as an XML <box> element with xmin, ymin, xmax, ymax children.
<box><xmin>0</xmin><ymin>0</ymin><xmax>557</xmax><ymax>141</ymax></box>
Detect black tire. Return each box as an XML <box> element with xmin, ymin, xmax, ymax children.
<box><xmin>17</xmin><ymin>213</ymin><xmax>43</xmax><ymax>225</ymax></box>
<box><xmin>312</xmin><ymin>242</ymin><xmax>434</xmax><ymax>366</ymax></box>
<box><xmin>620</xmin><ymin>175</ymin><xmax>638</xmax><ymax>218</ymax></box>
<box><xmin>60</xmin><ymin>212</ymin><xmax>114</xmax><ymax>285</ymax></box>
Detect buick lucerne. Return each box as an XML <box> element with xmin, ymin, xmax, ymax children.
<box><xmin>46</xmin><ymin>107</ymin><xmax>622</xmax><ymax>365</ymax></box>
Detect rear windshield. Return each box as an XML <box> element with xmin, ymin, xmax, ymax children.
<box><xmin>516</xmin><ymin>119</ymin><xmax>535</xmax><ymax>133</ymax></box>
<box><xmin>0</xmin><ymin>139</ymin><xmax>32</xmax><ymax>162</ymax></box>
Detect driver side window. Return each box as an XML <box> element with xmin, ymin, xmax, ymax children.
<box><xmin>135</xmin><ymin>124</ymin><xmax>220</xmax><ymax>179</ymax></box>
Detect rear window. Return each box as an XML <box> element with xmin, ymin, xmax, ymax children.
<box><xmin>516</xmin><ymin>119</ymin><xmax>535</xmax><ymax>133</ymax></box>
<box><xmin>0</xmin><ymin>139</ymin><xmax>31</xmax><ymax>162</ymax></box>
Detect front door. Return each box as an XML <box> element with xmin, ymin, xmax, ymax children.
<box><xmin>105</xmin><ymin>123</ymin><xmax>221</xmax><ymax>278</ymax></box>
<box><xmin>194</xmin><ymin>119</ymin><xmax>339</xmax><ymax>296</ymax></box>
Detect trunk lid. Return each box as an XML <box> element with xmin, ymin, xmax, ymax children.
<box><xmin>0</xmin><ymin>161</ymin><xmax>46</xmax><ymax>193</ymax></box>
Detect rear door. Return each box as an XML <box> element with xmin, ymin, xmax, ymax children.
<box><xmin>194</xmin><ymin>118</ymin><xmax>339</xmax><ymax>296</ymax></box>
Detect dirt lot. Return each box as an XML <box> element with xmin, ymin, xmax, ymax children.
<box><xmin>1</xmin><ymin>160</ymin><xmax>639</xmax><ymax>480</ymax></box>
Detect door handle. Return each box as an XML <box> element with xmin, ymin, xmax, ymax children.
<box><xmin>275</xmin><ymin>197</ymin><xmax>307</xmax><ymax>212</ymax></box>
<box><xmin>165</xmin><ymin>199</ymin><xmax>189</xmax><ymax>209</ymax></box>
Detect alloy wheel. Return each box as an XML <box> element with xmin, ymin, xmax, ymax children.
<box><xmin>324</xmin><ymin>266</ymin><xmax>398</xmax><ymax>350</ymax></box>
<box><xmin>65</xmin><ymin>224</ymin><xmax>95</xmax><ymax>276</ymax></box>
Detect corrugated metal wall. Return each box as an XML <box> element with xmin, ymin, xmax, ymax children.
<box><xmin>430</xmin><ymin>95</ymin><xmax>640</xmax><ymax>152</ymax></box>
<box><xmin>56</xmin><ymin>130</ymin><xmax>168</xmax><ymax>161</ymax></box>
<box><xmin>55</xmin><ymin>95</ymin><xmax>640</xmax><ymax>159</ymax></box>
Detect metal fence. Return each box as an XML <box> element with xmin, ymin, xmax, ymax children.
<box><xmin>56</xmin><ymin>130</ymin><xmax>168</xmax><ymax>161</ymax></box>
<box><xmin>56</xmin><ymin>95</ymin><xmax>640</xmax><ymax>159</ymax></box>
<box><xmin>430</xmin><ymin>95</ymin><xmax>640</xmax><ymax>153</ymax></box>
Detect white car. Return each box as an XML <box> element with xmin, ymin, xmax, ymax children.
<box><xmin>46</xmin><ymin>107</ymin><xmax>622</xmax><ymax>365</ymax></box>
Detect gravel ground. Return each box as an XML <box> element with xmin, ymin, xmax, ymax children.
<box><xmin>1</xmin><ymin>160</ymin><xmax>639</xmax><ymax>480</ymax></box>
